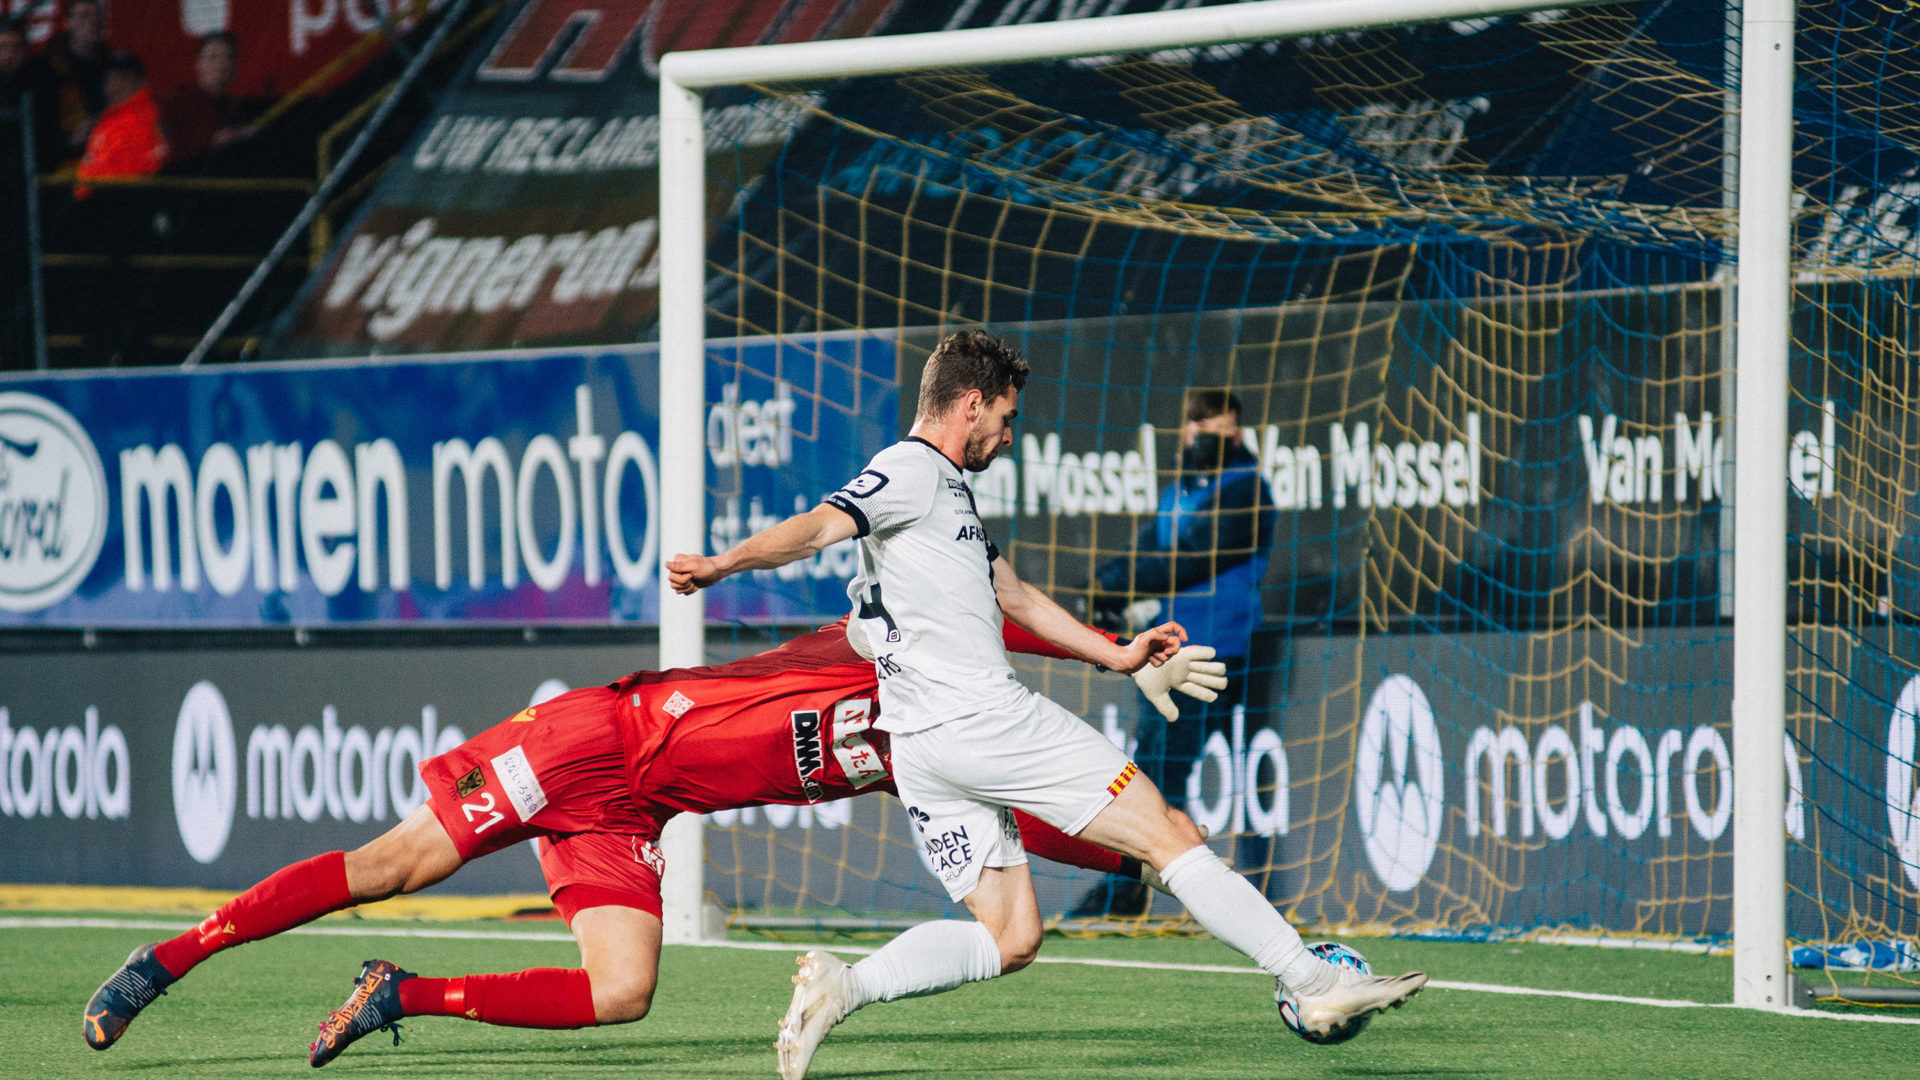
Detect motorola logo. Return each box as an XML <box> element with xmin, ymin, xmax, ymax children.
<box><xmin>173</xmin><ymin>681</ymin><xmax>237</xmax><ymax>864</ymax></box>
<box><xmin>1888</xmin><ymin>675</ymin><xmax>1920</xmax><ymax>892</ymax></box>
<box><xmin>1354</xmin><ymin>674</ymin><xmax>1445</xmax><ymax>892</ymax></box>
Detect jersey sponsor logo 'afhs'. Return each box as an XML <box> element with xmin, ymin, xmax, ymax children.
<box><xmin>0</xmin><ymin>392</ymin><xmax>109</xmax><ymax>613</ymax></box>
<box><xmin>790</xmin><ymin>709</ymin><xmax>826</xmax><ymax>801</ymax></box>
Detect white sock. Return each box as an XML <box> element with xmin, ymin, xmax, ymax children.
<box><xmin>849</xmin><ymin>920</ymin><xmax>1003</xmax><ymax>1009</ymax></box>
<box><xmin>1158</xmin><ymin>845</ymin><xmax>1333</xmax><ymax>996</ymax></box>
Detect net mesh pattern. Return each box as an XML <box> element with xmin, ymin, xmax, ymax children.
<box><xmin>685</xmin><ymin>3</ymin><xmax>1920</xmax><ymax>987</ymax></box>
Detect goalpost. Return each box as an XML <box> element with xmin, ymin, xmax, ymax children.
<box><xmin>655</xmin><ymin>0</ymin><xmax>1797</xmax><ymax>1013</ymax></box>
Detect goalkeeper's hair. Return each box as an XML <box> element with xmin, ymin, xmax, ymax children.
<box><xmin>916</xmin><ymin>330</ymin><xmax>1029</xmax><ymax>419</ymax></box>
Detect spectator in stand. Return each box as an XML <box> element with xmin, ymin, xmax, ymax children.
<box><xmin>76</xmin><ymin>51</ymin><xmax>167</xmax><ymax>192</ymax></box>
<box><xmin>161</xmin><ymin>31</ymin><xmax>258</xmax><ymax>168</ymax></box>
<box><xmin>30</xmin><ymin>0</ymin><xmax>109</xmax><ymax>161</ymax></box>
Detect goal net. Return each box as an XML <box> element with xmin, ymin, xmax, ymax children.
<box><xmin>680</xmin><ymin>0</ymin><xmax>1920</xmax><ymax>984</ymax></box>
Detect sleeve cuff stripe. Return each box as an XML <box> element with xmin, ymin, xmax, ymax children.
<box><xmin>824</xmin><ymin>495</ymin><xmax>871</xmax><ymax>537</ymax></box>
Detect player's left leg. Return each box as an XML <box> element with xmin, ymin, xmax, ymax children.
<box><xmin>310</xmin><ymin>825</ymin><xmax>669</xmax><ymax>1066</ymax></box>
<box><xmin>83</xmin><ymin>804</ymin><xmax>464</xmax><ymax>1051</ymax></box>
<box><xmin>779</xmin><ymin>719</ymin><xmax>1039</xmax><ymax>1080</ymax></box>
<box><xmin>385</xmin><ymin>900</ymin><xmax>659</xmax><ymax>1027</ymax></box>
<box><xmin>309</xmin><ymin>903</ymin><xmax>660</xmax><ymax>1066</ymax></box>
<box><xmin>1077</xmin><ymin>775</ymin><xmax>1425</xmax><ymax>1035</ymax></box>
<box><xmin>775</xmin><ymin>865</ymin><xmax>1025</xmax><ymax>1080</ymax></box>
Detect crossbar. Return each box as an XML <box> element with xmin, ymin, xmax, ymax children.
<box><xmin>661</xmin><ymin>0</ymin><xmax>1615</xmax><ymax>86</ymax></box>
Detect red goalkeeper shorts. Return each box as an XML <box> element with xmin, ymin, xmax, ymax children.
<box><xmin>421</xmin><ymin>685</ymin><xmax>671</xmax><ymax>921</ymax></box>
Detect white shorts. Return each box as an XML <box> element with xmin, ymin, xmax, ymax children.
<box><xmin>888</xmin><ymin>690</ymin><xmax>1140</xmax><ymax>901</ymax></box>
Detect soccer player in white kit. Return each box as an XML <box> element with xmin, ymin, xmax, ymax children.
<box><xmin>669</xmin><ymin>331</ymin><xmax>1425</xmax><ymax>1079</ymax></box>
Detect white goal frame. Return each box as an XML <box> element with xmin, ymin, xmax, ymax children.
<box><xmin>654</xmin><ymin>0</ymin><xmax>1796</xmax><ymax>1013</ymax></box>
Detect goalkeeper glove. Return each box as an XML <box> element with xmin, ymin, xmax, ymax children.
<box><xmin>1130</xmin><ymin>644</ymin><xmax>1230</xmax><ymax>721</ymax></box>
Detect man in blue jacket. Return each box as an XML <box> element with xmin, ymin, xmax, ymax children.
<box><xmin>1077</xmin><ymin>388</ymin><xmax>1276</xmax><ymax>916</ymax></box>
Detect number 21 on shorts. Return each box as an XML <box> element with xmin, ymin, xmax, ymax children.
<box><xmin>461</xmin><ymin>790</ymin><xmax>505</xmax><ymax>833</ymax></box>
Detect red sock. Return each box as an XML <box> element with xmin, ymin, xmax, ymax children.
<box><xmin>152</xmin><ymin>851</ymin><xmax>354</xmax><ymax>978</ymax></box>
<box><xmin>399</xmin><ymin>969</ymin><xmax>597</xmax><ymax>1029</ymax></box>
<box><xmin>1013</xmin><ymin>809</ymin><xmax>1126</xmax><ymax>875</ymax></box>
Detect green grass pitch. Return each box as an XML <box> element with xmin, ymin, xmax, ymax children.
<box><xmin>5</xmin><ymin>917</ymin><xmax>1914</xmax><ymax>1078</ymax></box>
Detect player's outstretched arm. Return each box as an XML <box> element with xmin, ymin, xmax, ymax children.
<box><xmin>992</xmin><ymin>554</ymin><xmax>1183</xmax><ymax>672</ymax></box>
<box><xmin>668</xmin><ymin>505</ymin><xmax>857</xmax><ymax>594</ymax></box>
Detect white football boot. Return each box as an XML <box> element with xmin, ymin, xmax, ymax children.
<box><xmin>1287</xmin><ymin>964</ymin><xmax>1427</xmax><ymax>1038</ymax></box>
<box><xmin>776</xmin><ymin>950</ymin><xmax>858</xmax><ymax>1080</ymax></box>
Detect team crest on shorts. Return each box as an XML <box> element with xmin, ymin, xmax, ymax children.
<box><xmin>455</xmin><ymin>766</ymin><xmax>487</xmax><ymax>798</ymax></box>
<box><xmin>662</xmin><ymin>690</ymin><xmax>696</xmax><ymax>718</ymax></box>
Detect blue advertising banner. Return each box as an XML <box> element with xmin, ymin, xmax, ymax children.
<box><xmin>0</xmin><ymin>333</ymin><xmax>896</xmax><ymax>627</ymax></box>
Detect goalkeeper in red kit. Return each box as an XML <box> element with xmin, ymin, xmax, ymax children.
<box><xmin>80</xmin><ymin>616</ymin><xmax>1225</xmax><ymax>1066</ymax></box>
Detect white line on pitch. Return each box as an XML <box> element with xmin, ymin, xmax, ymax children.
<box><xmin>9</xmin><ymin>917</ymin><xmax>1919</xmax><ymax>1026</ymax></box>
<box><xmin>0</xmin><ymin>916</ymin><xmax>578</xmax><ymax>943</ymax></box>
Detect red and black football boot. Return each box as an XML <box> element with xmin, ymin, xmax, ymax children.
<box><xmin>82</xmin><ymin>943</ymin><xmax>175</xmax><ymax>1050</ymax></box>
<box><xmin>309</xmin><ymin>959</ymin><xmax>413</xmax><ymax>1067</ymax></box>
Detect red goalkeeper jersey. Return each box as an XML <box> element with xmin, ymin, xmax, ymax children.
<box><xmin>610</xmin><ymin>617</ymin><xmax>1107</xmax><ymax>817</ymax></box>
<box><xmin>422</xmin><ymin>616</ymin><xmax>1130</xmax><ymax>892</ymax></box>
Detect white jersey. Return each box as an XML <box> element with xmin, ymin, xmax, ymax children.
<box><xmin>824</xmin><ymin>438</ymin><xmax>1024</xmax><ymax>733</ymax></box>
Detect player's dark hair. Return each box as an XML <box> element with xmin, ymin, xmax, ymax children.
<box><xmin>1184</xmin><ymin>387</ymin><xmax>1242</xmax><ymax>423</ymax></box>
<box><xmin>916</xmin><ymin>330</ymin><xmax>1029</xmax><ymax>418</ymax></box>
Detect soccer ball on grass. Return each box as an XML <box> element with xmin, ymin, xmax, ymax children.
<box><xmin>1275</xmin><ymin>941</ymin><xmax>1373</xmax><ymax>1045</ymax></box>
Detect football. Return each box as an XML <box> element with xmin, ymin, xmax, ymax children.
<box><xmin>1276</xmin><ymin>942</ymin><xmax>1373</xmax><ymax>1045</ymax></box>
